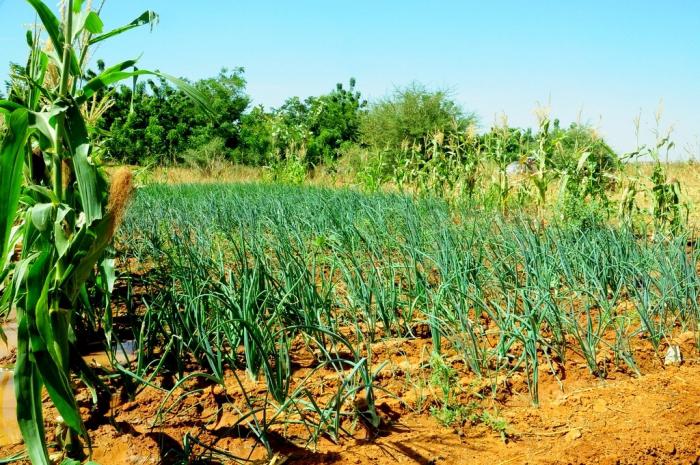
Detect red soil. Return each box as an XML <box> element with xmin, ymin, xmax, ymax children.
<box><xmin>2</xmin><ymin>329</ymin><xmax>698</xmax><ymax>465</ymax></box>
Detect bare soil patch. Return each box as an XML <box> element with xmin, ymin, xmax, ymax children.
<box><xmin>1</xmin><ymin>332</ymin><xmax>698</xmax><ymax>465</ymax></box>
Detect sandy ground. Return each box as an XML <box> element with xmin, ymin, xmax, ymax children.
<box><xmin>1</xmin><ymin>331</ymin><xmax>697</xmax><ymax>465</ymax></box>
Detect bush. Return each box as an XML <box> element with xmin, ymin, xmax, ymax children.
<box><xmin>99</xmin><ymin>75</ymin><xmax>366</xmax><ymax>170</ymax></box>
<box><xmin>263</xmin><ymin>157</ymin><xmax>307</xmax><ymax>185</ymax></box>
<box><xmin>558</xmin><ymin>191</ymin><xmax>609</xmax><ymax>230</ymax></box>
<box><xmin>549</xmin><ymin>121</ymin><xmax>618</xmax><ymax>172</ymax></box>
<box><xmin>181</xmin><ymin>137</ymin><xmax>229</xmax><ymax>178</ymax></box>
<box><xmin>356</xmin><ymin>150</ymin><xmax>391</xmax><ymax>193</ymax></box>
<box><xmin>360</xmin><ymin>83</ymin><xmax>476</xmax><ymax>152</ymax></box>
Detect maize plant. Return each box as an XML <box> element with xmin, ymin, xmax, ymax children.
<box><xmin>0</xmin><ymin>1</ymin><xmax>208</xmax><ymax>463</ymax></box>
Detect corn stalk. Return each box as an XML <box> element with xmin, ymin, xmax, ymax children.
<box><xmin>0</xmin><ymin>1</ymin><xmax>209</xmax><ymax>463</ymax></box>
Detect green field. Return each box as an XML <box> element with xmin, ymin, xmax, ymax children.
<box><xmin>2</xmin><ymin>1</ymin><xmax>699</xmax><ymax>463</ymax></box>
<box><xmin>109</xmin><ymin>183</ymin><xmax>700</xmax><ymax>446</ymax></box>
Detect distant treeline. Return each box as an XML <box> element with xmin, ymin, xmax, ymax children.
<box><xmin>75</xmin><ymin>66</ymin><xmax>617</xmax><ymax>176</ymax></box>
<box><xmin>1</xmin><ymin>64</ymin><xmax>684</xmax><ymax>233</ymax></box>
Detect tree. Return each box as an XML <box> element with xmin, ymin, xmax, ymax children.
<box><xmin>305</xmin><ymin>78</ymin><xmax>366</xmax><ymax>164</ymax></box>
<box><xmin>360</xmin><ymin>82</ymin><xmax>475</xmax><ymax>152</ymax></box>
<box><xmin>235</xmin><ymin>105</ymin><xmax>275</xmax><ymax>165</ymax></box>
<box><xmin>190</xmin><ymin>68</ymin><xmax>250</xmax><ymax>149</ymax></box>
<box><xmin>99</xmin><ymin>68</ymin><xmax>249</xmax><ymax>164</ymax></box>
<box><xmin>267</xmin><ymin>78</ymin><xmax>366</xmax><ymax>166</ymax></box>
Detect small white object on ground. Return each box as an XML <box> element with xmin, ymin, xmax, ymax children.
<box><xmin>664</xmin><ymin>345</ymin><xmax>682</xmax><ymax>365</ymax></box>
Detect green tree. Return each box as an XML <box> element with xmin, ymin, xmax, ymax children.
<box><xmin>235</xmin><ymin>105</ymin><xmax>275</xmax><ymax>165</ymax></box>
<box><xmin>360</xmin><ymin>82</ymin><xmax>475</xmax><ymax>152</ymax></box>
<box><xmin>305</xmin><ymin>78</ymin><xmax>366</xmax><ymax>164</ymax></box>
<box><xmin>190</xmin><ymin>68</ymin><xmax>250</xmax><ymax>149</ymax></box>
<box><xmin>266</xmin><ymin>78</ymin><xmax>366</xmax><ymax>166</ymax></box>
<box><xmin>100</xmin><ymin>68</ymin><xmax>249</xmax><ymax>164</ymax></box>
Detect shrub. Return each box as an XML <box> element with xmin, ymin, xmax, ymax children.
<box><xmin>549</xmin><ymin>121</ymin><xmax>618</xmax><ymax>172</ymax></box>
<box><xmin>549</xmin><ymin>121</ymin><xmax>619</xmax><ymax>198</ymax></box>
<box><xmin>181</xmin><ymin>137</ymin><xmax>229</xmax><ymax>178</ymax></box>
<box><xmin>263</xmin><ymin>157</ymin><xmax>307</xmax><ymax>185</ymax></box>
<box><xmin>360</xmin><ymin>82</ymin><xmax>476</xmax><ymax>153</ymax></box>
<box><xmin>356</xmin><ymin>150</ymin><xmax>391</xmax><ymax>192</ymax></box>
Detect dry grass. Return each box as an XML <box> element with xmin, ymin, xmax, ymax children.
<box><xmin>150</xmin><ymin>165</ymin><xmax>264</xmax><ymax>184</ymax></box>
<box><xmin>630</xmin><ymin>161</ymin><xmax>700</xmax><ymax>203</ymax></box>
<box><xmin>107</xmin><ymin>161</ymin><xmax>700</xmax><ymax>227</ymax></box>
<box><xmin>105</xmin><ymin>164</ymin><xmax>264</xmax><ymax>185</ymax></box>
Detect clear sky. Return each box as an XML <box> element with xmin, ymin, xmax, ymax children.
<box><xmin>1</xmin><ymin>0</ymin><xmax>698</xmax><ymax>158</ymax></box>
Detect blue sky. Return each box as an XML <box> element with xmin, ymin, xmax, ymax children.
<box><xmin>1</xmin><ymin>1</ymin><xmax>699</xmax><ymax>158</ymax></box>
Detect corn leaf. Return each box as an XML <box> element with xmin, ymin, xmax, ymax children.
<box><xmin>22</xmin><ymin>249</ymin><xmax>85</xmax><ymax>436</ymax></box>
<box><xmin>78</xmin><ymin>59</ymin><xmax>139</xmax><ymax>97</ymax></box>
<box><xmin>15</xmin><ymin>316</ymin><xmax>49</xmax><ymax>465</ymax></box>
<box><xmin>28</xmin><ymin>108</ymin><xmax>62</xmax><ymax>150</ymax></box>
<box><xmin>72</xmin><ymin>0</ymin><xmax>85</xmax><ymax>14</ymax></box>
<box><xmin>73</xmin><ymin>143</ymin><xmax>104</xmax><ymax>224</ymax></box>
<box><xmin>27</xmin><ymin>53</ymin><xmax>50</xmax><ymax>110</ymax></box>
<box><xmin>0</xmin><ymin>110</ymin><xmax>30</xmax><ymax>267</ymax></box>
<box><xmin>14</xmin><ymin>250</ymin><xmax>53</xmax><ymax>465</ymax></box>
<box><xmin>73</xmin><ymin>10</ymin><xmax>104</xmax><ymax>41</ymax></box>
<box><xmin>24</xmin><ymin>0</ymin><xmax>62</xmax><ymax>58</ymax></box>
<box><xmin>62</xmin><ymin>217</ymin><xmax>112</xmax><ymax>302</ymax></box>
<box><xmin>78</xmin><ymin>67</ymin><xmax>213</xmax><ymax>116</ymax></box>
<box><xmin>84</xmin><ymin>12</ymin><xmax>104</xmax><ymax>34</ymax></box>
<box><xmin>0</xmin><ymin>101</ymin><xmax>24</xmax><ymax>115</ymax></box>
<box><xmin>89</xmin><ymin>11</ymin><xmax>159</xmax><ymax>45</ymax></box>
<box><xmin>24</xmin><ymin>0</ymin><xmax>80</xmax><ymax>76</ymax></box>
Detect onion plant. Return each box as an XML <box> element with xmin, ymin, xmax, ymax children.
<box><xmin>107</xmin><ymin>181</ymin><xmax>700</xmax><ymax>453</ymax></box>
